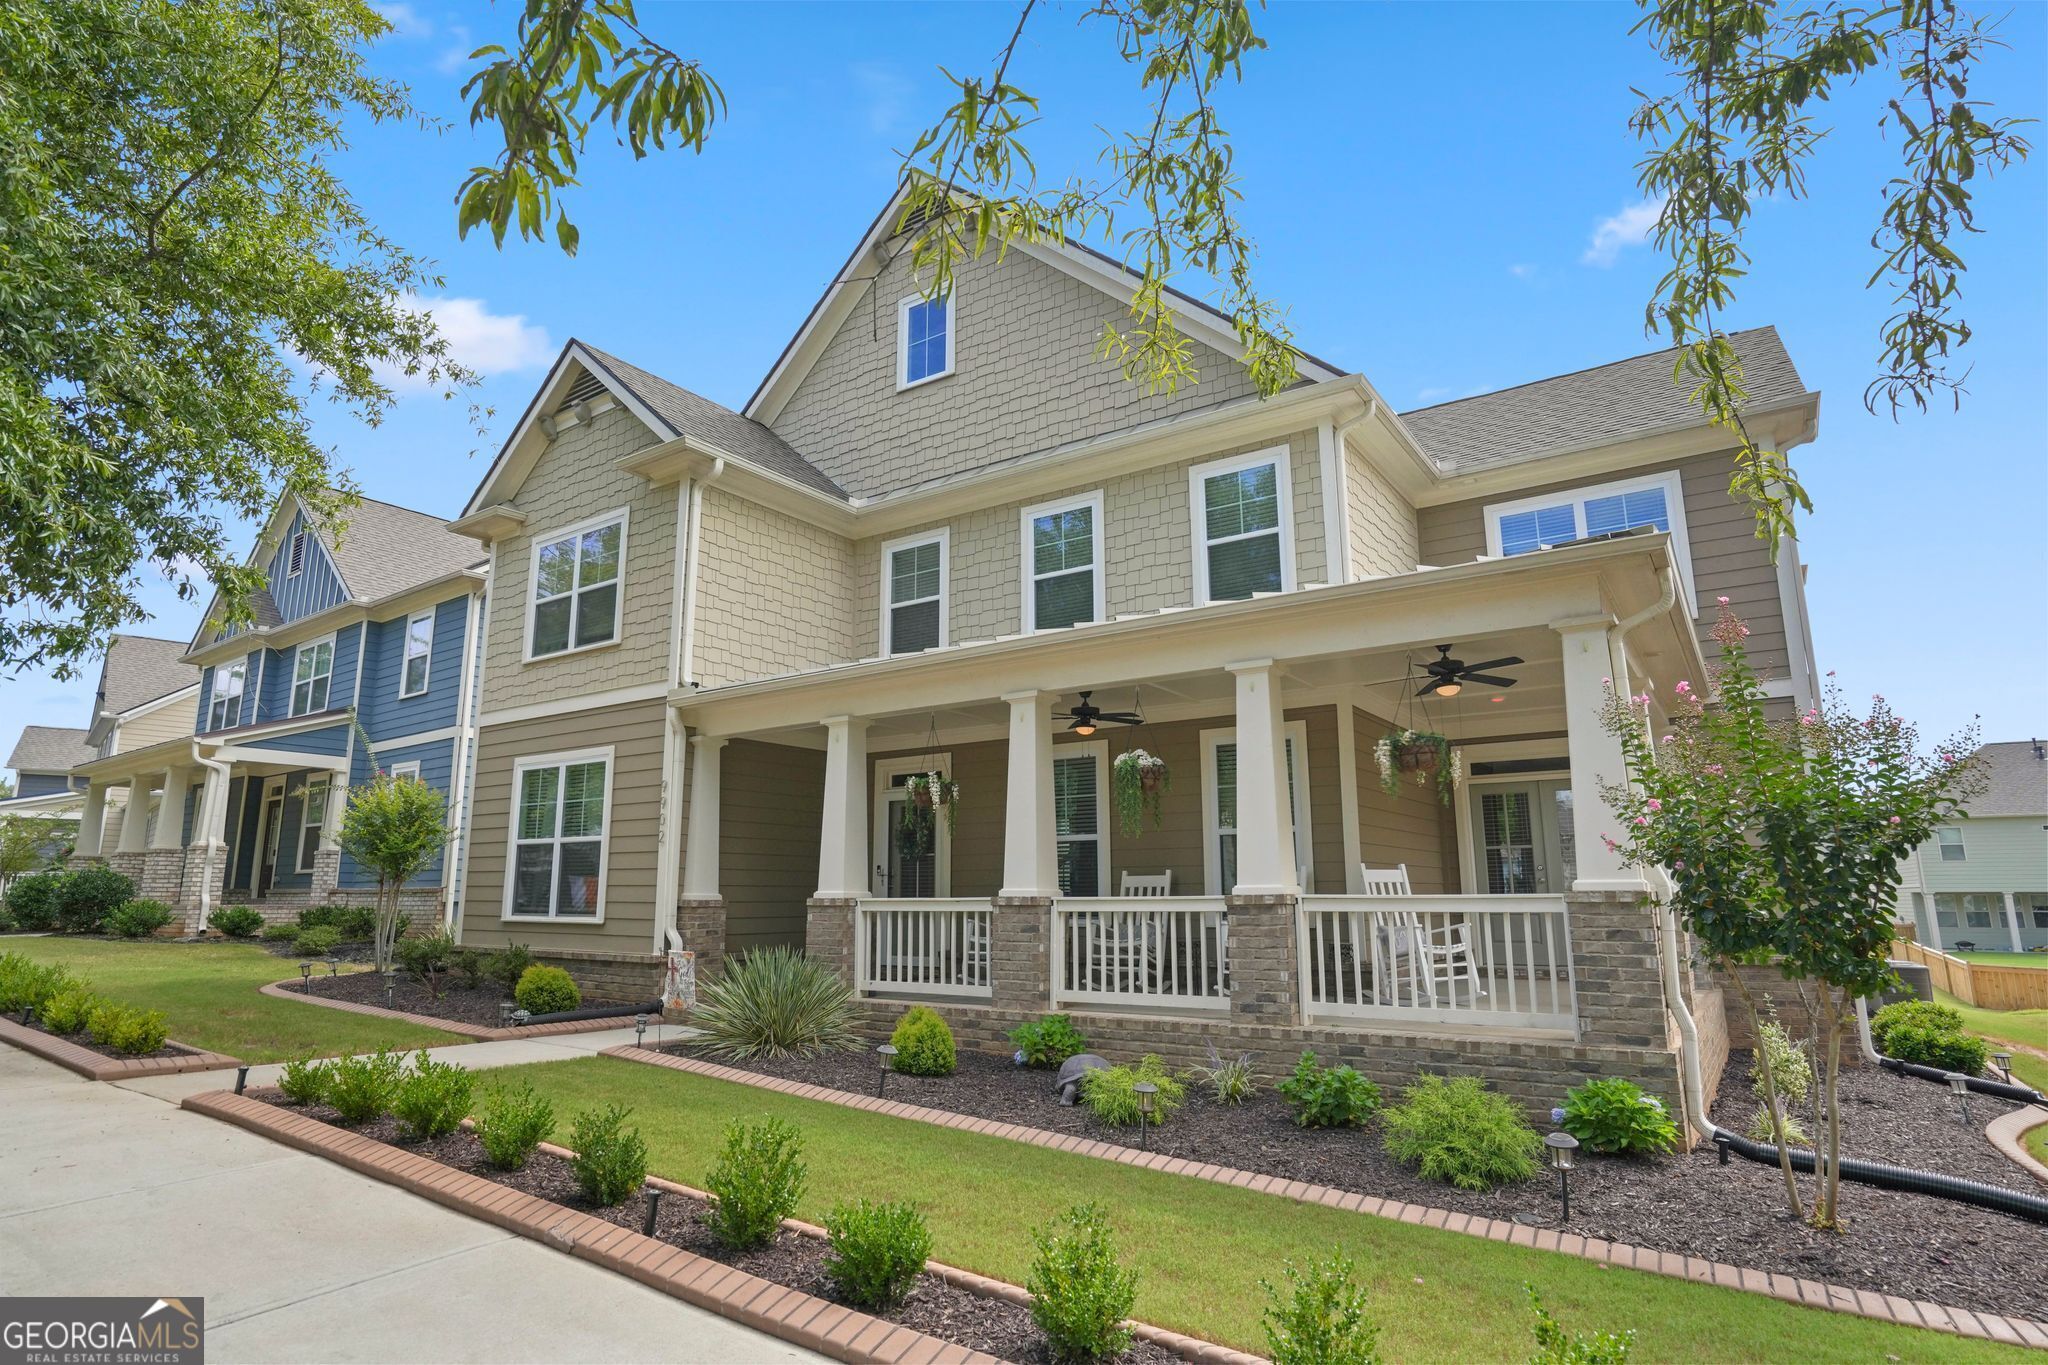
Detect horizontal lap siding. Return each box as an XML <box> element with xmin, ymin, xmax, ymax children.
<box><xmin>118</xmin><ymin>692</ymin><xmax>199</xmax><ymax>752</ymax></box>
<box><xmin>1352</xmin><ymin>707</ymin><xmax>1459</xmax><ymax>893</ymax></box>
<box><xmin>460</xmin><ymin>698</ymin><xmax>666</xmax><ymax>954</ymax></box>
<box><xmin>717</xmin><ymin>739</ymin><xmax>826</xmax><ymax>953</ymax></box>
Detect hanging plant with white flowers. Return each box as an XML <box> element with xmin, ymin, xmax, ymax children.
<box><xmin>896</xmin><ymin>772</ymin><xmax>959</xmax><ymax>859</ymax></box>
<box><xmin>1111</xmin><ymin>748</ymin><xmax>1169</xmax><ymax>837</ymax></box>
<box><xmin>1374</xmin><ymin>729</ymin><xmax>1460</xmax><ymax>806</ymax></box>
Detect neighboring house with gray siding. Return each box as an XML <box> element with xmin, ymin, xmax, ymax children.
<box><xmin>1899</xmin><ymin>740</ymin><xmax>2048</xmax><ymax>954</ymax></box>
<box><xmin>445</xmin><ymin>184</ymin><xmax>1828</xmax><ymax>1123</ymax></box>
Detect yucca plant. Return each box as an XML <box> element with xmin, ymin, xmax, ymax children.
<box><xmin>688</xmin><ymin>946</ymin><xmax>859</xmax><ymax>1060</ymax></box>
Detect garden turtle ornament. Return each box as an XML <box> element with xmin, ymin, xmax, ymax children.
<box><xmin>1054</xmin><ymin>1054</ymin><xmax>1109</xmax><ymax>1105</ymax></box>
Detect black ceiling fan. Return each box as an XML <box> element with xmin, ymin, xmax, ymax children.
<box><xmin>1056</xmin><ymin>691</ymin><xmax>1144</xmax><ymax>736</ymax></box>
<box><xmin>1370</xmin><ymin>644</ymin><xmax>1524</xmax><ymax>697</ymax></box>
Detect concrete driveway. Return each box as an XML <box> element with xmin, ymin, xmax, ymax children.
<box><xmin>0</xmin><ymin>1046</ymin><xmax>818</xmax><ymax>1363</ymax></box>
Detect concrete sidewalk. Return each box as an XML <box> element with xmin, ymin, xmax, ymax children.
<box><xmin>0</xmin><ymin>1044</ymin><xmax>813</xmax><ymax>1364</ymax></box>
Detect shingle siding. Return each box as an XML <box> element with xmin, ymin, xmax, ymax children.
<box><xmin>690</xmin><ymin>487</ymin><xmax>863</xmax><ymax>687</ymax></box>
<box><xmin>767</xmin><ymin>234</ymin><xmax>1270</xmax><ymax>499</ymax></box>
<box><xmin>1343</xmin><ymin>435</ymin><xmax>1420</xmax><ymax>578</ymax></box>
<box><xmin>479</xmin><ymin>406</ymin><xmax>677</xmax><ymax>714</ymax></box>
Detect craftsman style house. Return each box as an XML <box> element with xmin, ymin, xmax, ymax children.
<box><xmin>446</xmin><ymin>186</ymin><xmax>1824</xmax><ymax>1116</ymax></box>
<box><xmin>67</xmin><ymin>494</ymin><xmax>487</xmax><ymax>927</ymax></box>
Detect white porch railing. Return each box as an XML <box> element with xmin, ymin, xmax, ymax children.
<box><xmin>1297</xmin><ymin>895</ymin><xmax>1576</xmax><ymax>1031</ymax></box>
<box><xmin>855</xmin><ymin>899</ymin><xmax>992</xmax><ymax>999</ymax></box>
<box><xmin>1052</xmin><ymin>898</ymin><xmax>1228</xmax><ymax>1011</ymax></box>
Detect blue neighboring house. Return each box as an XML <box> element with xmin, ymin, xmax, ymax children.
<box><xmin>71</xmin><ymin>491</ymin><xmax>487</xmax><ymax>927</ymax></box>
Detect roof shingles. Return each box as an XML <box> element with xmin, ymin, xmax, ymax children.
<box><xmin>309</xmin><ymin>494</ymin><xmax>487</xmax><ymax>602</ymax></box>
<box><xmin>94</xmin><ymin>635</ymin><xmax>198</xmax><ymax>716</ymax></box>
<box><xmin>7</xmin><ymin>726</ymin><xmax>95</xmax><ymax>773</ymax></box>
<box><xmin>1964</xmin><ymin>741</ymin><xmax>2048</xmax><ymax>819</ymax></box>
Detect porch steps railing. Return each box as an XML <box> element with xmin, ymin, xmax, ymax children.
<box><xmin>1298</xmin><ymin>895</ymin><xmax>1576</xmax><ymax>1031</ymax></box>
<box><xmin>855</xmin><ymin>899</ymin><xmax>992</xmax><ymax>999</ymax></box>
<box><xmin>1052</xmin><ymin>898</ymin><xmax>1228</xmax><ymax>1012</ymax></box>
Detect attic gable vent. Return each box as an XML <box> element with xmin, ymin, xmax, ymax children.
<box><xmin>287</xmin><ymin>531</ymin><xmax>306</xmax><ymax>577</ymax></box>
<box><xmin>558</xmin><ymin>369</ymin><xmax>609</xmax><ymax>412</ymax></box>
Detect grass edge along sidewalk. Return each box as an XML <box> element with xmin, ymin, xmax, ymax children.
<box><xmin>466</xmin><ymin>1052</ymin><xmax>2038</xmax><ymax>1363</ymax></box>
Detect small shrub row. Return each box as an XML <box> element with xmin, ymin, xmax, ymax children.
<box><xmin>514</xmin><ymin>964</ymin><xmax>580</xmax><ymax>1015</ymax></box>
<box><xmin>1870</xmin><ymin>998</ymin><xmax>1989</xmax><ymax>1075</ymax></box>
<box><xmin>298</xmin><ymin>905</ymin><xmax>378</xmax><ymax>940</ymax></box>
<box><xmin>281</xmin><ymin>1047</ymin><xmax>477</xmax><ymax>1138</ymax></box>
<box><xmin>3</xmin><ymin>866</ymin><xmax>135</xmax><ymax>934</ymax></box>
<box><xmin>1</xmin><ymin>957</ymin><xmax>169</xmax><ymax>1058</ymax></box>
<box><xmin>0</xmin><ymin>951</ymin><xmax>79</xmax><ymax>1013</ymax></box>
<box><xmin>107</xmin><ymin>900</ymin><xmax>178</xmax><ymax>938</ymax></box>
<box><xmin>208</xmin><ymin>906</ymin><xmax>266</xmax><ymax>938</ymax></box>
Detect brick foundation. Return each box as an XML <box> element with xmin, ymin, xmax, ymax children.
<box><xmin>675</xmin><ymin>897</ymin><xmax>727</xmax><ymax>980</ymax></box>
<box><xmin>522</xmin><ymin>948</ymin><xmax>667</xmax><ymax>1002</ymax></box>
<box><xmin>178</xmin><ymin>844</ymin><xmax>228</xmax><ymax>924</ymax></box>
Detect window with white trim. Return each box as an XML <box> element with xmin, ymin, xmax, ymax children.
<box><xmin>1201</xmin><ymin>722</ymin><xmax>1311</xmax><ymax>893</ymax></box>
<box><xmin>208</xmin><ymin>661</ymin><xmax>246</xmax><ymax>731</ymax></box>
<box><xmin>1053</xmin><ymin>744</ymin><xmax>1108</xmax><ymax>896</ymax></box>
<box><xmin>287</xmin><ymin>531</ymin><xmax>306</xmax><ymax>578</ymax></box>
<box><xmin>1022</xmin><ymin>492</ymin><xmax>1104</xmax><ymax>632</ymax></box>
<box><xmin>897</xmin><ymin>291</ymin><xmax>953</xmax><ymax>388</ymax></box>
<box><xmin>400</xmin><ymin>610</ymin><xmax>435</xmax><ymax>697</ymax></box>
<box><xmin>297</xmin><ymin>778</ymin><xmax>327</xmax><ymax>873</ymax></box>
<box><xmin>389</xmin><ymin>761</ymin><xmax>422</xmax><ymax>782</ymax></box>
<box><xmin>529</xmin><ymin>514</ymin><xmax>624</xmax><ymax>658</ymax></box>
<box><xmin>1190</xmin><ymin>450</ymin><xmax>1292</xmax><ymax>603</ymax></box>
<box><xmin>1937</xmin><ymin>826</ymin><xmax>1965</xmax><ymax>861</ymax></box>
<box><xmin>508</xmin><ymin>752</ymin><xmax>610</xmax><ymax>919</ymax></box>
<box><xmin>1484</xmin><ymin>472</ymin><xmax>1693</xmax><ymax>612</ymax></box>
<box><xmin>882</xmin><ymin>532</ymin><xmax>947</xmax><ymax>655</ymax></box>
<box><xmin>289</xmin><ymin>639</ymin><xmax>334</xmax><ymax>716</ymax></box>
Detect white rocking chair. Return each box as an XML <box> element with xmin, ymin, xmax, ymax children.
<box><xmin>1359</xmin><ymin>863</ymin><xmax>1483</xmax><ymax>1007</ymax></box>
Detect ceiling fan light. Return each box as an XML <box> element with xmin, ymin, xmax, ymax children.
<box><xmin>1433</xmin><ymin>681</ymin><xmax>1463</xmax><ymax>697</ymax></box>
<box><xmin>1072</xmin><ymin>721</ymin><xmax>1097</xmax><ymax>736</ymax></box>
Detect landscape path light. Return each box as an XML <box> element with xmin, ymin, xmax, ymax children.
<box><xmin>1947</xmin><ymin>1073</ymin><xmax>1972</xmax><ymax>1125</ymax></box>
<box><xmin>1134</xmin><ymin>1081</ymin><xmax>1158</xmax><ymax>1149</ymax></box>
<box><xmin>635</xmin><ymin>1013</ymin><xmax>649</xmax><ymax>1048</ymax></box>
<box><xmin>299</xmin><ymin>962</ymin><xmax>312</xmax><ymax>985</ymax></box>
<box><xmin>876</xmin><ymin>1044</ymin><xmax>898</xmax><ymax>1097</ymax></box>
<box><xmin>1544</xmin><ymin>1131</ymin><xmax>1579</xmax><ymax>1223</ymax></box>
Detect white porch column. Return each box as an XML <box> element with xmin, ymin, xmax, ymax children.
<box><xmin>319</xmin><ymin>773</ymin><xmax>348</xmax><ymax>850</ymax></box>
<box><xmin>817</xmin><ymin>716</ymin><xmax>870</xmax><ymax>898</ymax></box>
<box><xmin>1228</xmin><ymin>659</ymin><xmax>1297</xmax><ymax>895</ymax></box>
<box><xmin>1921</xmin><ymin>892</ymin><xmax>1944</xmax><ymax>951</ymax></box>
<box><xmin>2004</xmin><ymin>891</ymin><xmax>2026</xmax><ymax>953</ymax></box>
<box><xmin>999</xmin><ymin>690</ymin><xmax>1059</xmax><ymax>899</ymax></box>
<box><xmin>76</xmin><ymin>783</ymin><xmax>108</xmax><ymax>857</ymax></box>
<box><xmin>151</xmin><ymin>768</ymin><xmax>191</xmax><ymax>851</ymax></box>
<box><xmin>117</xmin><ymin>778</ymin><xmax>152</xmax><ymax>853</ymax></box>
<box><xmin>682</xmin><ymin>736</ymin><xmax>727</xmax><ymax>898</ymax></box>
<box><xmin>1557</xmin><ymin>618</ymin><xmax>1645</xmax><ymax>891</ymax></box>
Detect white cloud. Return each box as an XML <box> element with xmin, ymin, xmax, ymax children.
<box><xmin>375</xmin><ymin>294</ymin><xmax>553</xmax><ymax>390</ymax></box>
<box><xmin>850</xmin><ymin>62</ymin><xmax>913</xmax><ymax>135</ymax></box>
<box><xmin>1581</xmin><ymin>198</ymin><xmax>1665</xmax><ymax>267</ymax></box>
<box><xmin>1508</xmin><ymin>263</ymin><xmax>1537</xmax><ymax>280</ymax></box>
<box><xmin>436</xmin><ymin>24</ymin><xmax>475</xmax><ymax>74</ymax></box>
<box><xmin>374</xmin><ymin>2</ymin><xmax>431</xmax><ymax>36</ymax></box>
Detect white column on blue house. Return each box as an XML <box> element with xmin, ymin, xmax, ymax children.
<box><xmin>117</xmin><ymin>777</ymin><xmax>152</xmax><ymax>854</ymax></box>
<box><xmin>76</xmin><ymin>783</ymin><xmax>108</xmax><ymax>857</ymax></box>
<box><xmin>1227</xmin><ymin>659</ymin><xmax>1297</xmax><ymax>895</ymax></box>
<box><xmin>817</xmin><ymin>716</ymin><xmax>870</xmax><ymax>899</ymax></box>
<box><xmin>151</xmin><ymin>768</ymin><xmax>191</xmax><ymax>851</ymax></box>
<box><xmin>682</xmin><ymin>736</ymin><xmax>727</xmax><ymax>899</ymax></box>
<box><xmin>999</xmin><ymin>691</ymin><xmax>1059</xmax><ymax>899</ymax></box>
<box><xmin>2003</xmin><ymin>891</ymin><xmax>2026</xmax><ymax>953</ymax></box>
<box><xmin>1556</xmin><ymin>618</ymin><xmax>1645</xmax><ymax>891</ymax></box>
<box><xmin>319</xmin><ymin>770</ymin><xmax>347</xmax><ymax>851</ymax></box>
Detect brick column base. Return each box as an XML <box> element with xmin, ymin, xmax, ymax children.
<box><xmin>990</xmin><ymin>896</ymin><xmax>1051</xmax><ymax>1016</ymax></box>
<box><xmin>675</xmin><ymin>897</ymin><xmax>727</xmax><ymax>980</ymax></box>
<box><xmin>131</xmin><ymin>849</ymin><xmax>187</xmax><ymax>909</ymax></box>
<box><xmin>310</xmin><ymin>848</ymin><xmax>341</xmax><ymax>899</ymax></box>
<box><xmin>105</xmin><ymin>850</ymin><xmax>148</xmax><ymax>892</ymax></box>
<box><xmin>805</xmin><ymin>897</ymin><xmax>858</xmax><ymax>986</ymax></box>
<box><xmin>1567</xmin><ymin>890</ymin><xmax>1671</xmax><ymax>1051</ymax></box>
<box><xmin>1226</xmin><ymin>893</ymin><xmax>1302</xmax><ymax>1028</ymax></box>
<box><xmin>179</xmin><ymin>844</ymin><xmax>229</xmax><ymax>924</ymax></box>
<box><xmin>65</xmin><ymin>853</ymin><xmax>108</xmax><ymax>870</ymax></box>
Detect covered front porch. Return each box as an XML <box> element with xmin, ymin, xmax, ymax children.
<box><xmin>676</xmin><ymin>536</ymin><xmax>1698</xmax><ymax>1055</ymax></box>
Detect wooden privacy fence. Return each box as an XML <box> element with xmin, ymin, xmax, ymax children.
<box><xmin>1896</xmin><ymin>939</ymin><xmax>2048</xmax><ymax>1012</ymax></box>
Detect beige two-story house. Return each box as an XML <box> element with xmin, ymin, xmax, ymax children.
<box><xmin>449</xmin><ymin>185</ymin><xmax>1821</xmax><ymax>1117</ymax></box>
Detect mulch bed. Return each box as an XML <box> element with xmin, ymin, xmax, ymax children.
<box><xmin>280</xmin><ymin>971</ymin><xmax>521</xmax><ymax>1029</ymax></box>
<box><xmin>249</xmin><ymin>1090</ymin><xmax>1180</xmax><ymax>1365</ymax></box>
<box><xmin>689</xmin><ymin>1044</ymin><xmax>2048</xmax><ymax>1323</ymax></box>
<box><xmin>16</xmin><ymin>1016</ymin><xmax>196</xmax><ymax>1063</ymax></box>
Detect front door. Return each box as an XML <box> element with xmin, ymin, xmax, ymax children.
<box><xmin>1469</xmin><ymin>781</ymin><xmax>1573</xmax><ymax>895</ymax></box>
<box><xmin>256</xmin><ymin>786</ymin><xmax>285</xmax><ymax>896</ymax></box>
<box><xmin>872</xmin><ymin>762</ymin><xmax>950</xmax><ymax>897</ymax></box>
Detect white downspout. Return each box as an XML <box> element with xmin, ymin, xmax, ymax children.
<box><xmin>677</xmin><ymin>458</ymin><xmax>723</xmax><ymax>689</ymax></box>
<box><xmin>442</xmin><ymin>585</ymin><xmax>486</xmax><ymax>934</ymax></box>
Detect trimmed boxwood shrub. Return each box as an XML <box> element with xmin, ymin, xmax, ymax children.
<box><xmin>277</xmin><ymin>1055</ymin><xmax>331</xmax><ymax>1105</ymax></box>
<box><xmin>889</xmin><ymin>1005</ymin><xmax>956</xmax><ymax>1076</ymax></box>
<box><xmin>325</xmin><ymin>1049</ymin><xmax>405</xmax><ymax>1124</ymax></box>
<box><xmin>298</xmin><ymin>905</ymin><xmax>377</xmax><ymax>940</ymax></box>
<box><xmin>1382</xmin><ymin>1074</ymin><xmax>1542</xmax><ymax>1191</ymax></box>
<box><xmin>705</xmin><ymin>1117</ymin><xmax>807</xmax><ymax>1249</ymax></box>
<box><xmin>475</xmin><ymin>1083</ymin><xmax>555</xmax><ymax>1170</ymax></box>
<box><xmin>1870</xmin><ymin>998</ymin><xmax>1989</xmax><ymax>1074</ymax></box>
<box><xmin>514</xmin><ymin>964</ymin><xmax>580</xmax><ymax>1015</ymax></box>
<box><xmin>293</xmin><ymin>925</ymin><xmax>343</xmax><ymax>956</ymax></box>
<box><xmin>54</xmin><ymin>865</ymin><xmax>134</xmax><ymax>933</ymax></box>
<box><xmin>0</xmin><ymin>951</ymin><xmax>78</xmax><ymax>1013</ymax></box>
<box><xmin>85</xmin><ymin>1000</ymin><xmax>169</xmax><ymax>1055</ymax></box>
<box><xmin>210</xmin><ymin>906</ymin><xmax>265</xmax><ymax>938</ymax></box>
<box><xmin>39</xmin><ymin>984</ymin><xmax>100</xmax><ymax>1035</ymax></box>
<box><xmin>108</xmin><ymin>900</ymin><xmax>177</xmax><ymax>938</ymax></box>
<box><xmin>568</xmin><ymin>1103</ymin><xmax>648</xmax><ymax>1206</ymax></box>
<box><xmin>1870</xmin><ymin>999</ymin><xmax>1964</xmax><ymax>1052</ymax></box>
<box><xmin>824</xmin><ymin>1199</ymin><xmax>931</xmax><ymax>1311</ymax></box>
<box><xmin>5</xmin><ymin>870</ymin><xmax>64</xmax><ymax>931</ymax></box>
<box><xmin>1026</xmin><ymin>1203</ymin><xmax>1137</xmax><ymax>1363</ymax></box>
<box><xmin>261</xmin><ymin>922</ymin><xmax>299</xmax><ymax>942</ymax></box>
<box><xmin>392</xmin><ymin>1051</ymin><xmax>475</xmax><ymax>1139</ymax></box>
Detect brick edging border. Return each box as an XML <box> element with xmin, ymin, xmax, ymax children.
<box><xmin>600</xmin><ymin>1046</ymin><xmax>2048</xmax><ymax>1352</ymax></box>
<box><xmin>258</xmin><ymin>979</ymin><xmax>640</xmax><ymax>1042</ymax></box>
<box><xmin>180</xmin><ymin>1091</ymin><xmax>1247</xmax><ymax>1365</ymax></box>
<box><xmin>0</xmin><ymin>1015</ymin><xmax>240</xmax><ymax>1081</ymax></box>
<box><xmin>1986</xmin><ymin>1108</ymin><xmax>2048</xmax><ymax>1186</ymax></box>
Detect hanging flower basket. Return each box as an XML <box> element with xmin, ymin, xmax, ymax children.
<box><xmin>1374</xmin><ymin>730</ymin><xmax>1460</xmax><ymax>806</ymax></box>
<box><xmin>1112</xmin><ymin>749</ymin><xmax>1169</xmax><ymax>838</ymax></box>
<box><xmin>900</xmin><ymin>772</ymin><xmax>960</xmax><ymax>834</ymax></box>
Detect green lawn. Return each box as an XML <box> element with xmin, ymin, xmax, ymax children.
<box><xmin>1950</xmin><ymin>951</ymin><xmax>2048</xmax><ymax>969</ymax></box>
<box><xmin>1935</xmin><ymin>990</ymin><xmax>2048</xmax><ymax>1055</ymax></box>
<box><xmin>473</xmin><ymin>1056</ymin><xmax>2025</xmax><ymax>1364</ymax></box>
<box><xmin>1</xmin><ymin>937</ymin><xmax>463</xmax><ymax>1062</ymax></box>
<box><xmin>2025</xmin><ymin>1120</ymin><xmax>2048</xmax><ymax>1168</ymax></box>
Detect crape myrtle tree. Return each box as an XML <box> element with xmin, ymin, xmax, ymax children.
<box><xmin>335</xmin><ymin>726</ymin><xmax>451</xmax><ymax>975</ymax></box>
<box><xmin>1599</xmin><ymin>601</ymin><xmax>1982</xmax><ymax>1228</ymax></box>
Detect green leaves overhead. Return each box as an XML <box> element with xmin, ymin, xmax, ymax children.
<box><xmin>1630</xmin><ymin>0</ymin><xmax>2030</xmax><ymax>551</ymax></box>
<box><xmin>456</xmin><ymin>0</ymin><xmax>725</xmax><ymax>255</ymax></box>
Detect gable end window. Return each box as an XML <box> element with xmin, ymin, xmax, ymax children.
<box><xmin>881</xmin><ymin>531</ymin><xmax>948</xmax><ymax>656</ymax></box>
<box><xmin>1190</xmin><ymin>449</ymin><xmax>1294</xmax><ymax>604</ymax></box>
<box><xmin>897</xmin><ymin>291</ymin><xmax>954</xmax><ymax>389</ymax></box>
<box><xmin>1022</xmin><ymin>492</ymin><xmax>1105</xmax><ymax>632</ymax></box>
<box><xmin>528</xmin><ymin>512</ymin><xmax>625</xmax><ymax>660</ymax></box>
<box><xmin>1484</xmin><ymin>471</ymin><xmax>1694</xmax><ymax>609</ymax></box>
<box><xmin>400</xmin><ymin>610</ymin><xmax>434</xmax><ymax>697</ymax></box>
<box><xmin>207</xmin><ymin>661</ymin><xmax>246</xmax><ymax>731</ymax></box>
<box><xmin>287</xmin><ymin>531</ymin><xmax>306</xmax><ymax>578</ymax></box>
<box><xmin>1936</xmin><ymin>826</ymin><xmax>1965</xmax><ymax>861</ymax></box>
<box><xmin>506</xmin><ymin>750</ymin><xmax>611</xmax><ymax>920</ymax></box>
<box><xmin>289</xmin><ymin>638</ymin><xmax>334</xmax><ymax>716</ymax></box>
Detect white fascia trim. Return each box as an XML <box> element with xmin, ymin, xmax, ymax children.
<box><xmin>1188</xmin><ymin>445</ymin><xmax>1297</xmax><ymax>605</ymax></box>
<box><xmin>182</xmin><ymin>566</ymin><xmax>487</xmax><ymax>668</ymax></box>
<box><xmin>369</xmin><ymin>725</ymin><xmax>462</xmax><ymax>752</ymax></box>
<box><xmin>463</xmin><ymin>341</ymin><xmax>680</xmax><ymax>519</ymax></box>
<box><xmin>114</xmin><ymin>683</ymin><xmax>202</xmax><ymax>722</ymax></box>
<box><xmin>478</xmin><ymin>681</ymin><xmax>671</xmax><ymax>730</ymax></box>
<box><xmin>1018</xmin><ymin>489</ymin><xmax>1106</xmax><ymax>633</ymax></box>
<box><xmin>878</xmin><ymin>527</ymin><xmax>951</xmax><ymax>656</ymax></box>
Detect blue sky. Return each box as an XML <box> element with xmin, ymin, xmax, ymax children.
<box><xmin>5</xmin><ymin>1</ymin><xmax>2043</xmax><ymax>754</ymax></box>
